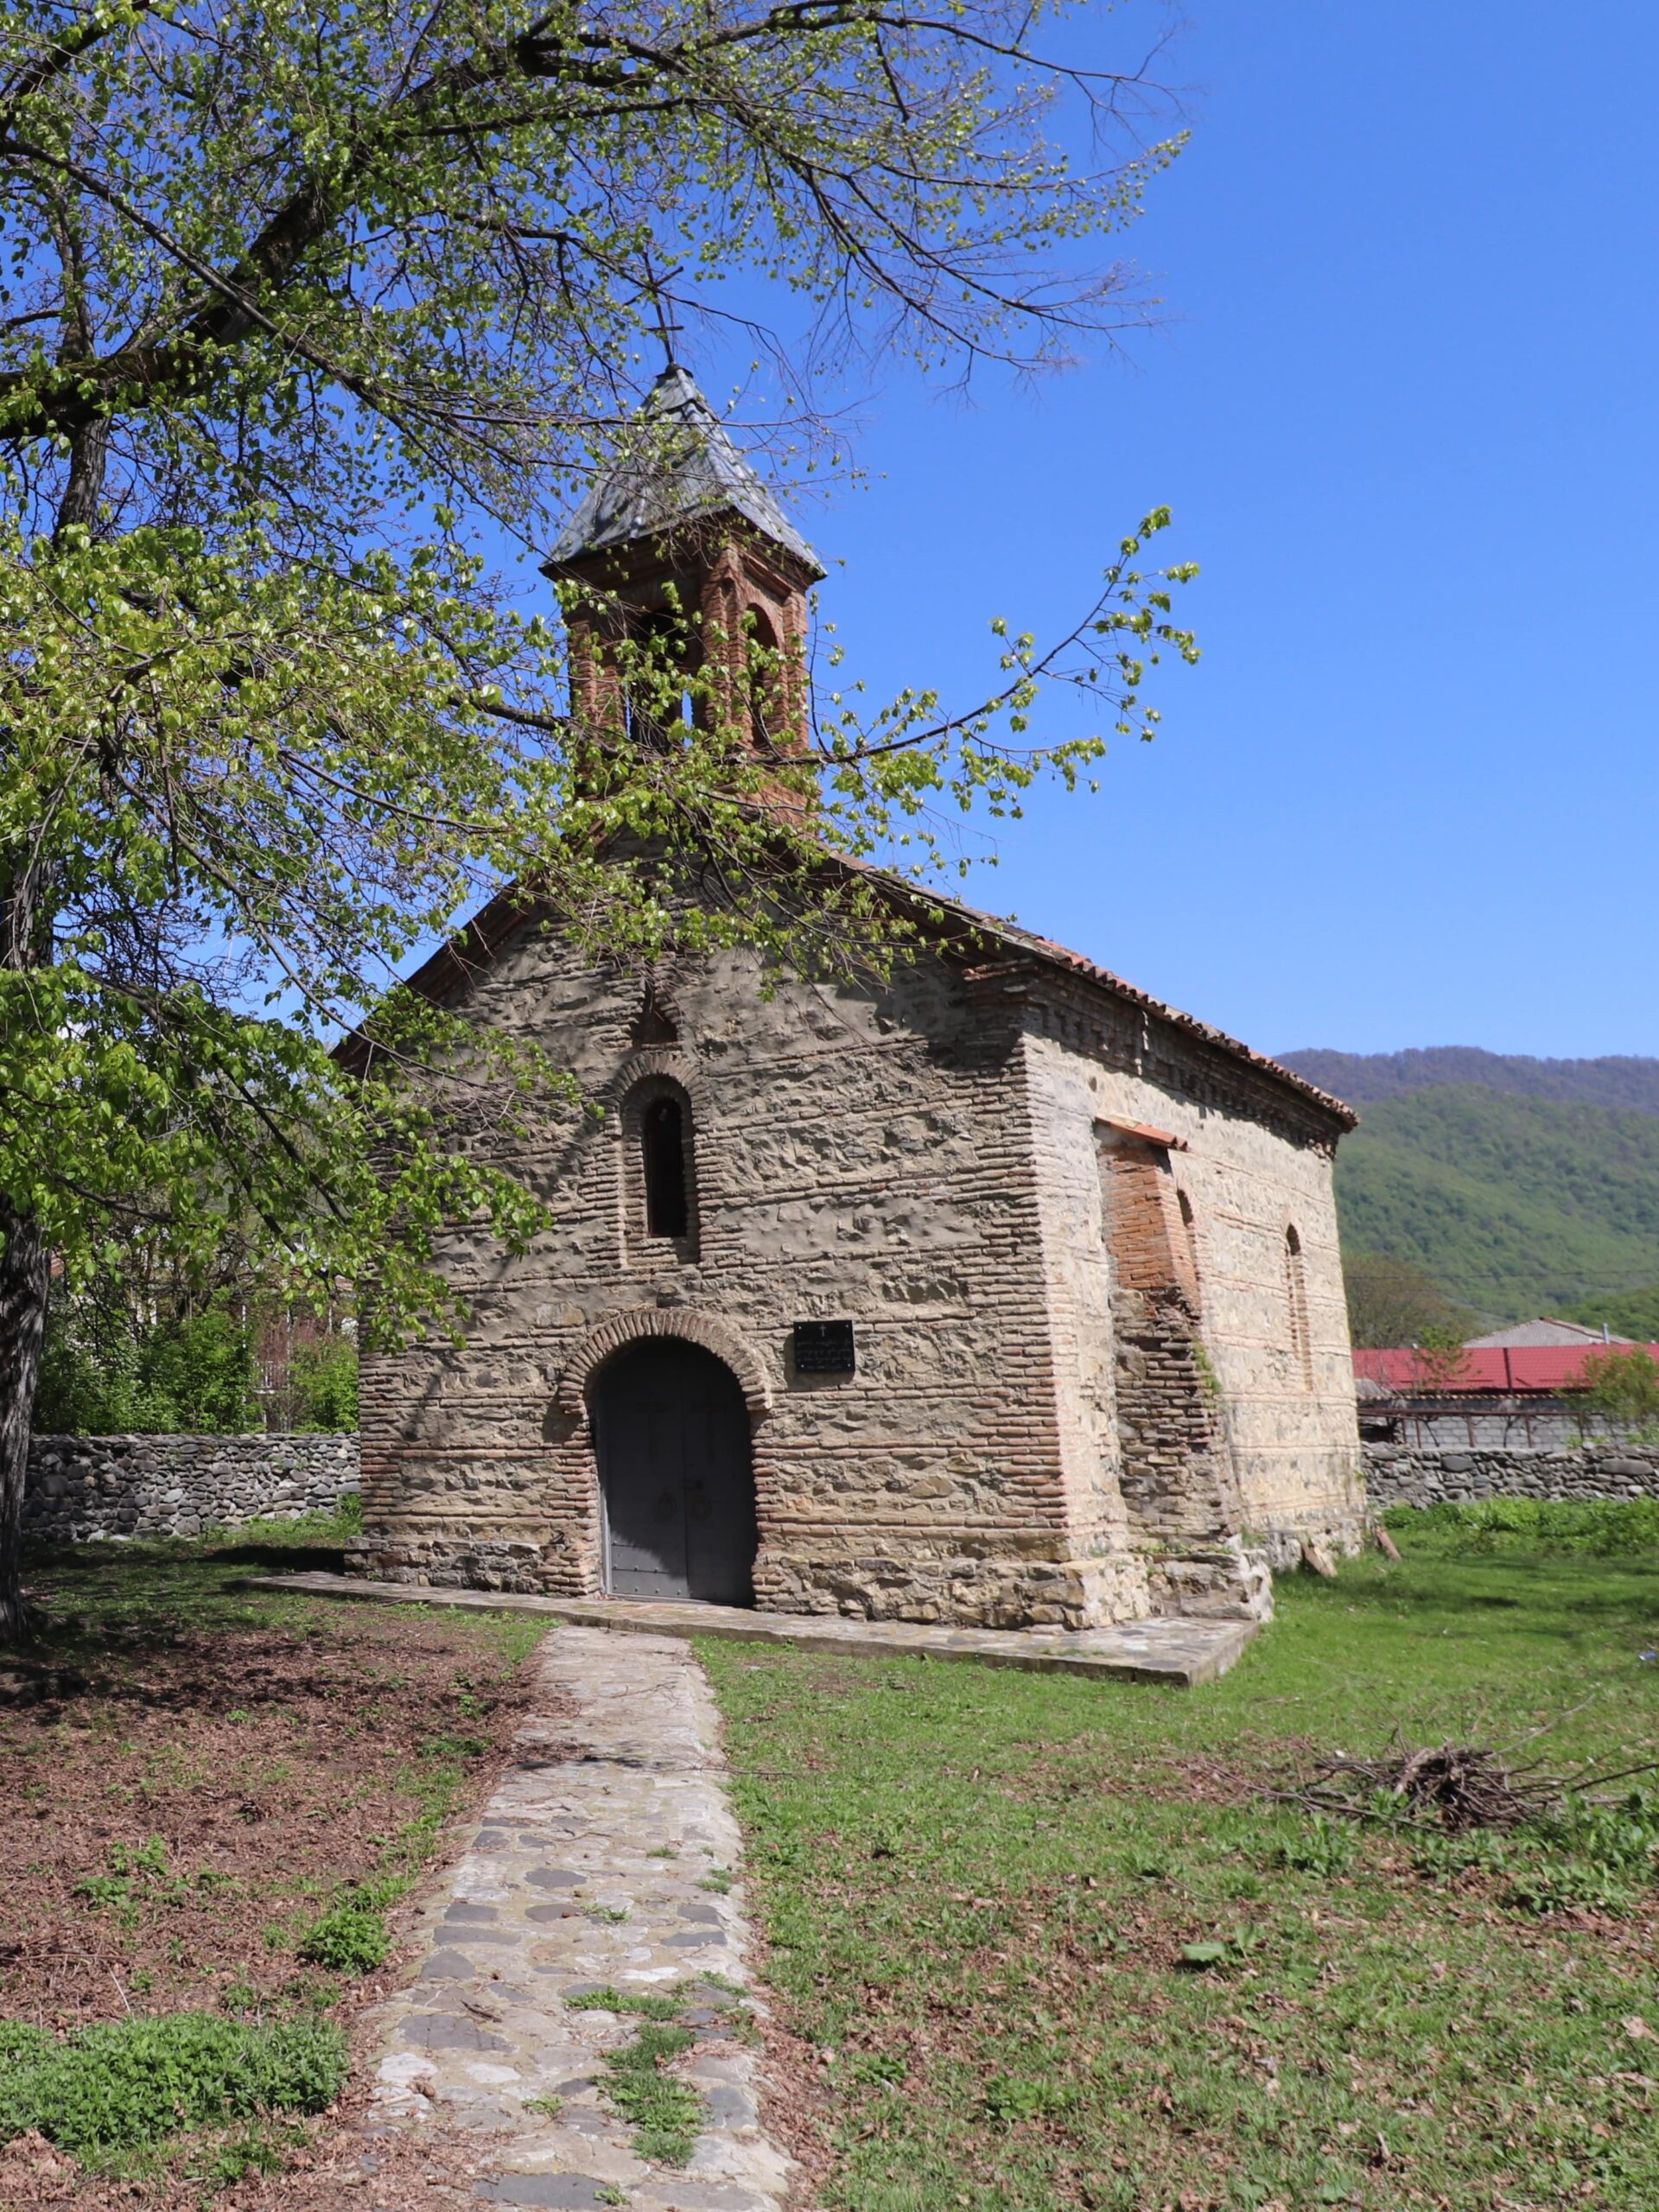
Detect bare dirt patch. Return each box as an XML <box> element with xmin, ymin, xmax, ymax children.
<box><xmin>2</xmin><ymin>1610</ymin><xmax>550</xmax><ymax>2027</ymax></box>
<box><xmin>2</xmin><ymin>1534</ymin><xmax>563</xmax><ymax>2206</ymax></box>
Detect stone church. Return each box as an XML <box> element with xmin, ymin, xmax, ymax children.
<box><xmin>348</xmin><ymin>368</ymin><xmax>1366</xmax><ymax>1630</ymax></box>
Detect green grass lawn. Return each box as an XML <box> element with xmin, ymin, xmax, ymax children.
<box><xmin>701</xmin><ymin>1533</ymin><xmax>1659</xmax><ymax>2212</ymax></box>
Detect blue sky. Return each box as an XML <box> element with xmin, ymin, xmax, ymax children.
<box><xmin>656</xmin><ymin>2</ymin><xmax>1657</xmax><ymax>1060</ymax></box>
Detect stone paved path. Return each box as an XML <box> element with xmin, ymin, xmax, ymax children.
<box><xmin>252</xmin><ymin>1572</ymin><xmax>1259</xmax><ymax>1686</ymax></box>
<box><xmin>366</xmin><ymin>1626</ymin><xmax>795</xmax><ymax>2211</ymax></box>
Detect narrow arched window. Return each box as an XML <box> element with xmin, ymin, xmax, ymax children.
<box><xmin>1285</xmin><ymin>1224</ymin><xmax>1313</xmax><ymax>1389</ymax></box>
<box><xmin>642</xmin><ymin>1095</ymin><xmax>689</xmax><ymax>1238</ymax></box>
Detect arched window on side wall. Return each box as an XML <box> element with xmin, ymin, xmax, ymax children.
<box><xmin>642</xmin><ymin>1095</ymin><xmax>690</xmax><ymax>1238</ymax></box>
<box><xmin>1284</xmin><ymin>1224</ymin><xmax>1313</xmax><ymax>1389</ymax></box>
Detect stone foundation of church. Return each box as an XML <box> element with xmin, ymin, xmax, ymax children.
<box><xmin>341</xmin><ymin>1529</ymin><xmax>1153</xmax><ymax>1629</ymax></box>
<box><xmin>753</xmin><ymin>1541</ymin><xmax>1153</xmax><ymax>1631</ymax></box>
<box><xmin>340</xmin><ymin>1522</ymin><xmax>1286</xmax><ymax>1630</ymax></box>
<box><xmin>344</xmin><ymin>1530</ymin><xmax>550</xmax><ymax>1593</ymax></box>
<box><xmin>1249</xmin><ymin>1507</ymin><xmax>1370</xmax><ymax>1573</ymax></box>
<box><xmin>1143</xmin><ymin>1535</ymin><xmax>1276</xmax><ymax>1622</ymax></box>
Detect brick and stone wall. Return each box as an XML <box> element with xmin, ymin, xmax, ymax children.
<box><xmin>24</xmin><ymin>1433</ymin><xmax>359</xmax><ymax>1545</ymax></box>
<box><xmin>1022</xmin><ymin>1010</ymin><xmax>1365</xmax><ymax>1581</ymax></box>
<box><xmin>1365</xmin><ymin>1440</ymin><xmax>1659</xmax><ymax>1508</ymax></box>
<box><xmin>353</xmin><ymin>910</ymin><xmax>1363</xmax><ymax>1628</ymax></box>
<box><xmin>355</xmin><ymin>941</ymin><xmax>1136</xmax><ymax>1626</ymax></box>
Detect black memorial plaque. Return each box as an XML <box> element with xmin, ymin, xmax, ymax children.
<box><xmin>792</xmin><ymin>1319</ymin><xmax>856</xmax><ymax>1375</ymax></box>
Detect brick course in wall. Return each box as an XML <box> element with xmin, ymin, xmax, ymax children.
<box><xmin>24</xmin><ymin>1433</ymin><xmax>359</xmax><ymax>1545</ymax></box>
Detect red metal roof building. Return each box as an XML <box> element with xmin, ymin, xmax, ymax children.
<box><xmin>1354</xmin><ymin>1344</ymin><xmax>1659</xmax><ymax>1396</ymax></box>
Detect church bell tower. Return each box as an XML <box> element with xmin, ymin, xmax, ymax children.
<box><xmin>543</xmin><ymin>367</ymin><xmax>824</xmax><ymax>766</ymax></box>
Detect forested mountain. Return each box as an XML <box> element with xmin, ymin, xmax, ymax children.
<box><xmin>1275</xmin><ymin>1053</ymin><xmax>1659</xmax><ymax>1330</ymax></box>
<box><xmin>1281</xmin><ymin>1048</ymin><xmax>1659</xmax><ymax>1117</ymax></box>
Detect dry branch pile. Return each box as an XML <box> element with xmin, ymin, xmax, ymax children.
<box><xmin>1269</xmin><ymin>1735</ymin><xmax>1659</xmax><ymax>1835</ymax></box>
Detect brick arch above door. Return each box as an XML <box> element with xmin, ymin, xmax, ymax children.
<box><xmin>553</xmin><ymin>1307</ymin><xmax>774</xmax><ymax>1421</ymax></box>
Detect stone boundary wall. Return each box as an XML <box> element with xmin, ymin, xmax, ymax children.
<box><xmin>1365</xmin><ymin>1440</ymin><xmax>1659</xmax><ymax>1509</ymax></box>
<box><xmin>24</xmin><ymin>1433</ymin><xmax>359</xmax><ymax>1546</ymax></box>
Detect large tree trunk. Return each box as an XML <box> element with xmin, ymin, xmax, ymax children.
<box><xmin>0</xmin><ymin>832</ymin><xmax>52</xmax><ymax>1645</ymax></box>
<box><xmin>0</xmin><ymin>1199</ymin><xmax>48</xmax><ymax>1642</ymax></box>
<box><xmin>0</xmin><ymin>427</ymin><xmax>108</xmax><ymax>1641</ymax></box>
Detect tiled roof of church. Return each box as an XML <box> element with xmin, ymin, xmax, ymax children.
<box><xmin>545</xmin><ymin>366</ymin><xmax>824</xmax><ymax>576</ymax></box>
<box><xmin>885</xmin><ymin>877</ymin><xmax>1358</xmax><ymax>1129</ymax></box>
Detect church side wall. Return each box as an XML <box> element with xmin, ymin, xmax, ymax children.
<box><xmin>1023</xmin><ymin>1012</ymin><xmax>1364</xmax><ymax>1573</ymax></box>
<box><xmin>1156</xmin><ymin>1105</ymin><xmax>1363</xmax><ymax>1563</ymax></box>
<box><xmin>354</xmin><ymin>935</ymin><xmax>1137</xmax><ymax>1628</ymax></box>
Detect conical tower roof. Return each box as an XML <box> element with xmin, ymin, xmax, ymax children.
<box><xmin>544</xmin><ymin>366</ymin><xmax>823</xmax><ymax>578</ymax></box>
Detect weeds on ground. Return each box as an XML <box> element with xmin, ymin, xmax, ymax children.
<box><xmin>73</xmin><ymin>1834</ymin><xmax>234</xmax><ymax>1924</ymax></box>
<box><xmin>564</xmin><ymin>1982</ymin><xmax>750</xmax><ymax>2165</ymax></box>
<box><xmin>602</xmin><ymin>2021</ymin><xmax>702</xmax><ymax>2164</ymax></box>
<box><xmin>3</xmin><ymin>1510</ymin><xmax>547</xmax><ymax>2189</ymax></box>
<box><xmin>291</xmin><ymin>1719</ymin><xmax>505</xmax><ymax>1969</ymax></box>
<box><xmin>296</xmin><ymin>1888</ymin><xmax>394</xmax><ymax>1973</ymax></box>
<box><xmin>0</xmin><ymin>2013</ymin><xmax>346</xmax><ymax>2160</ymax></box>
<box><xmin>567</xmin><ymin>1986</ymin><xmax>687</xmax><ymax>2022</ymax></box>
<box><xmin>1385</xmin><ymin>1495</ymin><xmax>1659</xmax><ymax>1556</ymax></box>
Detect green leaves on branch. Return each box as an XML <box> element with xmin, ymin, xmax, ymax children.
<box><xmin>0</xmin><ymin>0</ymin><xmax>1184</xmax><ymax>542</ymax></box>
<box><xmin>817</xmin><ymin>508</ymin><xmax>1198</xmax><ymax>863</ymax></box>
<box><xmin>0</xmin><ymin>518</ymin><xmax>570</xmax><ymax>1343</ymax></box>
<box><xmin>0</xmin><ymin>0</ymin><xmax>1197</xmax><ymax>1356</ymax></box>
<box><xmin>0</xmin><ymin>503</ymin><xmax>1197</xmax><ymax>1344</ymax></box>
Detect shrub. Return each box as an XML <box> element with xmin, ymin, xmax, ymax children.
<box><xmin>0</xmin><ymin>2023</ymin><xmax>51</xmax><ymax>2069</ymax></box>
<box><xmin>35</xmin><ymin>1293</ymin><xmax>261</xmax><ymax>1435</ymax></box>
<box><xmin>0</xmin><ymin>2012</ymin><xmax>346</xmax><ymax>2154</ymax></box>
<box><xmin>288</xmin><ymin>1340</ymin><xmax>359</xmax><ymax>1432</ymax></box>
<box><xmin>1576</xmin><ymin>1344</ymin><xmax>1659</xmax><ymax>1442</ymax></box>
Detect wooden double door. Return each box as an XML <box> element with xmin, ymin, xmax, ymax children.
<box><xmin>591</xmin><ymin>1338</ymin><xmax>757</xmax><ymax>1604</ymax></box>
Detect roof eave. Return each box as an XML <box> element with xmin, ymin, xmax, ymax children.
<box><xmin>541</xmin><ymin>504</ymin><xmax>826</xmax><ymax>591</ymax></box>
<box><xmin>868</xmin><ymin>874</ymin><xmax>1358</xmax><ymax>1133</ymax></box>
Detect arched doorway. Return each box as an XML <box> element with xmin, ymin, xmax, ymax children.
<box><xmin>590</xmin><ymin>1338</ymin><xmax>757</xmax><ymax>1604</ymax></box>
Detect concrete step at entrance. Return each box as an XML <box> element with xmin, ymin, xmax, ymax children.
<box><xmin>238</xmin><ymin>1572</ymin><xmax>1260</xmax><ymax>1687</ymax></box>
